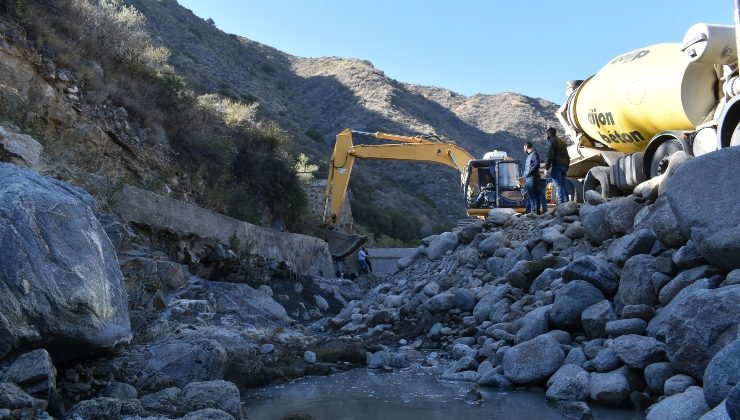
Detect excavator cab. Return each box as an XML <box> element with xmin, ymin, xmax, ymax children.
<box><xmin>465</xmin><ymin>159</ymin><xmax>526</xmax><ymax>217</ymax></box>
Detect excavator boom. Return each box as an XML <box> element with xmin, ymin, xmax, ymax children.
<box><xmin>322</xmin><ymin>129</ymin><xmax>476</xmax><ymax>258</ymax></box>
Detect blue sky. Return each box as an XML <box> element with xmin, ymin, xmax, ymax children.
<box><xmin>177</xmin><ymin>1</ymin><xmax>733</xmax><ymax>104</ymax></box>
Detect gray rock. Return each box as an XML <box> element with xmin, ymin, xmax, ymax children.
<box><xmin>487</xmin><ymin>208</ymin><xmax>518</xmax><ymax>225</ymax></box>
<box><xmin>65</xmin><ymin>397</ymin><xmax>131</xmax><ymax>419</ymax></box>
<box><xmin>550</xmin><ymin>280</ymin><xmax>605</xmax><ymax>332</ymax></box>
<box><xmin>182</xmin><ymin>381</ymin><xmax>243</xmax><ymax>420</ymax></box>
<box><xmin>621</xmin><ymin>305</ymin><xmax>656</xmax><ymax>322</ymax></box>
<box><xmin>101</xmin><ymin>382</ymin><xmax>137</xmax><ymax>400</ymax></box>
<box><xmin>673</xmin><ymin>241</ymin><xmax>708</xmax><ymax>269</ymax></box>
<box><xmin>724</xmin><ymin>270</ymin><xmax>740</xmax><ymax>287</ymax></box>
<box><xmin>651</xmin><ymin>271</ymin><xmax>674</xmax><ymax>294</ymax></box>
<box><xmin>581</xmin><ymin>300</ymin><xmax>617</xmax><ymax>339</ymax></box>
<box><xmin>564</xmin><ymin>223</ymin><xmax>586</xmax><ymax>240</ymax></box>
<box><xmin>503</xmin><ymin>334</ymin><xmax>565</xmax><ymax>385</ymax></box>
<box><xmin>0</xmin><ymin>349</ymin><xmax>56</xmax><ymax>399</ymax></box>
<box><xmin>647</xmin><ymin>278</ymin><xmax>714</xmax><ymax>342</ymax></box>
<box><xmin>0</xmin><ymin>125</ymin><xmax>43</xmax><ymax>169</ymax></box>
<box><xmin>547</xmin><ymin>330</ymin><xmax>572</xmax><ymax>344</ymax></box>
<box><xmin>457</xmin><ymin>221</ymin><xmax>485</xmax><ymax>244</ymax></box>
<box><xmin>727</xmin><ymin>384</ymin><xmax>740</xmax><ymax>420</ymax></box>
<box><xmin>451</xmin><ymin>343</ymin><xmax>477</xmax><ymax>359</ymax></box>
<box><xmin>368</xmin><ymin>351</ymin><xmax>389</xmax><ymax>369</ymax></box>
<box><xmin>477</xmin><ymin>371</ymin><xmax>513</xmax><ymax>388</ymax></box>
<box><xmin>304</xmin><ymin>351</ymin><xmax>317</xmax><ymax>364</ymax></box>
<box><xmin>612</xmin><ymin>334</ymin><xmax>666</xmax><ymax>369</ymax></box>
<box><xmin>644</xmin><ymin>362</ymin><xmax>679</xmax><ymax>394</ymax></box>
<box><xmin>590</xmin><ymin>372</ymin><xmax>630</xmax><ymax>407</ymax></box>
<box><xmin>647</xmin><ymin>196</ymin><xmax>690</xmax><ymax>248</ymax></box>
<box><xmin>646</xmin><ymin>386</ymin><xmax>709</xmax><ymax>420</ymax></box>
<box><xmin>605</xmin><ymin>318</ymin><xmax>647</xmax><ymax>337</ymax></box>
<box><xmin>556</xmin><ymin>201</ymin><xmax>579</xmax><ymax>217</ymax></box>
<box><xmin>140</xmin><ymin>387</ymin><xmax>185</xmax><ymax>417</ymax></box>
<box><xmin>0</xmin><ymin>382</ymin><xmax>46</xmax><ymax>410</ymax></box>
<box><xmin>260</xmin><ymin>344</ymin><xmax>275</xmax><ymax>354</ymax></box>
<box><xmin>606</xmin><ymin>228</ymin><xmax>657</xmax><ymax>266</ymax></box>
<box><xmin>506</xmin><ymin>256</ymin><xmax>559</xmax><ymax>291</ymax></box>
<box><xmin>423</xmin><ymin>282</ymin><xmax>440</xmax><ymax>296</ymax></box>
<box><xmin>182</xmin><ymin>408</ymin><xmax>236</xmax><ymax>420</ymax></box>
<box><xmin>698</xmin><ymin>401</ymin><xmax>730</xmax><ymax>420</ymax></box>
<box><xmin>564</xmin><ymin>348</ymin><xmax>588</xmax><ymax>367</ymax></box>
<box><xmin>488</xmin><ymin>299</ymin><xmax>512</xmax><ymax>324</ymax></box>
<box><xmin>0</xmin><ymin>164</ymin><xmax>131</xmax><ymax>359</ymax></box>
<box><xmin>583</xmin><ymin>204</ymin><xmax>612</xmax><ymax>245</ymax></box>
<box><xmin>423</xmin><ymin>293</ymin><xmax>456</xmax><ymax>313</ymax></box>
<box><xmin>486</xmin><ymin>256</ymin><xmax>506</xmax><ymax>277</ymax></box>
<box><xmin>503</xmin><ymin>245</ymin><xmax>532</xmax><ymax>273</ymax></box>
<box><xmin>426</xmin><ymin>232</ymin><xmax>458</xmax><ymax>260</ymax></box>
<box><xmin>664</xmin><ymin>374</ymin><xmax>699</xmax><ymax>396</ymax></box>
<box><xmin>615</xmin><ymin>254</ymin><xmax>663</xmax><ymax>310</ymax></box>
<box><xmin>530</xmin><ymin>268</ymin><xmax>561</xmax><ymax>293</ymax></box>
<box><xmin>546</xmin><ymin>372</ymin><xmax>590</xmax><ymax>401</ymax></box>
<box><xmin>473</xmin><ymin>285</ymin><xmax>507</xmax><ymax>323</ymax></box>
<box><xmin>664</xmin><ymin>147</ymin><xmax>740</xmax><ymax>270</ymax></box>
<box><xmin>562</xmin><ymin>256</ymin><xmax>619</xmax><ymax>296</ymax></box>
<box><xmin>662</xmin><ymin>286</ymin><xmax>740</xmax><ymax>379</ymax></box>
<box><xmin>605</xmin><ymin>197</ymin><xmax>642</xmax><ymax>236</ymax></box>
<box><xmin>592</xmin><ymin>348</ymin><xmax>623</xmax><ymax>372</ymax></box>
<box><xmin>659</xmin><ymin>265</ymin><xmax>719</xmax><ymax>305</ymax></box>
<box><xmin>314</xmin><ymin>295</ymin><xmax>329</xmax><ymax>311</ymax></box>
<box><xmin>547</xmin><ymin>364</ymin><xmax>587</xmax><ymax>388</ymax></box>
<box><xmin>453</xmin><ymin>288</ymin><xmax>477</xmax><ymax>311</ymax></box>
<box><xmin>478</xmin><ymin>232</ymin><xmax>510</xmax><ymax>255</ymax></box>
<box><xmin>515</xmin><ymin>305</ymin><xmax>551</xmax><ymax>343</ymax></box>
<box><xmin>703</xmin><ymin>339</ymin><xmax>740</xmax><ymax>408</ymax></box>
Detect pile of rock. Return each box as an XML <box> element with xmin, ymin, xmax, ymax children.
<box><xmin>319</xmin><ymin>148</ymin><xmax>740</xmax><ymax>419</ymax></box>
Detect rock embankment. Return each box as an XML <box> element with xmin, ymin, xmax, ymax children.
<box><xmin>316</xmin><ymin>147</ymin><xmax>740</xmax><ymax>419</ymax></box>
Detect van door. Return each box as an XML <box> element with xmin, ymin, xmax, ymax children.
<box><xmin>495</xmin><ymin>161</ymin><xmax>526</xmax><ymax>208</ymax></box>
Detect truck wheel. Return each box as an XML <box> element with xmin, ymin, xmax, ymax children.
<box><xmin>583</xmin><ymin>166</ymin><xmax>612</xmax><ymax>199</ymax></box>
<box><xmin>647</xmin><ymin>137</ymin><xmax>683</xmax><ymax>178</ymax></box>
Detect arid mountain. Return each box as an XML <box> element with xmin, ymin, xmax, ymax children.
<box><xmin>127</xmin><ymin>0</ymin><xmax>560</xmax><ymax>238</ymax></box>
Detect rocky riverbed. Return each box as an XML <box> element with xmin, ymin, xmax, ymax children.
<box><xmin>1</xmin><ymin>147</ymin><xmax>740</xmax><ymax>419</ymax></box>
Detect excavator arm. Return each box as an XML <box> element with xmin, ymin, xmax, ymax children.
<box><xmin>322</xmin><ymin>128</ymin><xmax>475</xmax><ymax>257</ymax></box>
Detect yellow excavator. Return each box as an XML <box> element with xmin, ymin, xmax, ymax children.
<box><xmin>321</xmin><ymin>128</ymin><xmax>527</xmax><ymax>258</ymax></box>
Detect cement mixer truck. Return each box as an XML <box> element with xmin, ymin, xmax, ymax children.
<box><xmin>557</xmin><ymin>9</ymin><xmax>740</xmax><ymax>199</ymax></box>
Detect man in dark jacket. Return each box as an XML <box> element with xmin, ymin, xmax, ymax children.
<box><xmin>545</xmin><ymin>127</ymin><xmax>570</xmax><ymax>203</ymax></box>
<box><xmin>523</xmin><ymin>141</ymin><xmax>540</xmax><ymax>214</ymax></box>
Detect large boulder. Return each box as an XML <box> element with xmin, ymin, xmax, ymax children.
<box><xmin>614</xmin><ymin>254</ymin><xmax>665</xmax><ymax>310</ymax></box>
<box><xmin>581</xmin><ymin>300</ymin><xmax>617</xmax><ymax>339</ymax></box>
<box><xmin>514</xmin><ymin>305</ymin><xmax>551</xmax><ymax>344</ymax></box>
<box><xmin>703</xmin><ymin>339</ymin><xmax>740</xmax><ymax>408</ymax></box>
<box><xmin>550</xmin><ymin>280</ymin><xmax>605</xmax><ymax>331</ymax></box>
<box><xmin>606</xmin><ymin>228</ymin><xmax>657</xmax><ymax>266</ymax></box>
<box><xmin>0</xmin><ymin>349</ymin><xmax>56</xmax><ymax>399</ymax></box>
<box><xmin>472</xmin><ymin>285</ymin><xmax>507</xmax><ymax>324</ymax></box>
<box><xmin>505</xmin><ymin>256</ymin><xmax>559</xmax><ymax>291</ymax></box>
<box><xmin>425</xmin><ymin>232</ymin><xmax>458</xmax><ymax>260</ymax></box>
<box><xmin>664</xmin><ymin>147</ymin><xmax>740</xmax><ymax>270</ymax></box>
<box><xmin>658</xmin><ymin>265</ymin><xmax>719</xmax><ymax>305</ymax></box>
<box><xmin>0</xmin><ymin>124</ymin><xmax>43</xmax><ymax>169</ymax></box>
<box><xmin>643</xmin><ymin>197</ymin><xmax>689</xmax><ymax>248</ymax></box>
<box><xmin>0</xmin><ymin>163</ymin><xmax>131</xmax><ymax>359</ymax></box>
<box><xmin>502</xmin><ymin>334</ymin><xmax>565</xmax><ymax>384</ymax></box>
<box><xmin>589</xmin><ymin>372</ymin><xmax>630</xmax><ymax>407</ymax></box>
<box><xmin>646</xmin><ymin>386</ymin><xmax>709</xmax><ymax>420</ymax></box>
<box><xmin>562</xmin><ymin>256</ymin><xmax>619</xmax><ymax>296</ymax></box>
<box><xmin>662</xmin><ymin>286</ymin><xmax>740</xmax><ymax>379</ymax></box>
<box><xmin>582</xmin><ymin>204</ymin><xmax>611</xmax><ymax>245</ymax></box>
<box><xmin>182</xmin><ymin>380</ymin><xmax>243</xmax><ymax>420</ymax></box>
<box><xmin>612</xmin><ymin>335</ymin><xmax>665</xmax><ymax>369</ymax></box>
<box><xmin>604</xmin><ymin>196</ymin><xmax>642</xmax><ymax>236</ymax></box>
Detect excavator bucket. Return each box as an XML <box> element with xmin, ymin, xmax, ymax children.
<box><xmin>324</xmin><ymin>229</ymin><xmax>367</xmax><ymax>258</ymax></box>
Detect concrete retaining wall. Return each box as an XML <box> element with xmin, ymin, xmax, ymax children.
<box><xmin>367</xmin><ymin>248</ymin><xmax>416</xmax><ymax>276</ymax></box>
<box><xmin>112</xmin><ymin>186</ymin><xmax>334</xmax><ymax>277</ymax></box>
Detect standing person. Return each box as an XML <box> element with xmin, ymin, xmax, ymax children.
<box><xmin>358</xmin><ymin>246</ymin><xmax>370</xmax><ymax>275</ymax></box>
<box><xmin>544</xmin><ymin>127</ymin><xmax>570</xmax><ymax>203</ymax></box>
<box><xmin>333</xmin><ymin>256</ymin><xmax>345</xmax><ymax>278</ymax></box>
<box><xmin>522</xmin><ymin>142</ymin><xmax>541</xmax><ymax>214</ymax></box>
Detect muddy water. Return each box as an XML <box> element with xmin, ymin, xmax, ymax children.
<box><xmin>242</xmin><ymin>364</ymin><xmax>645</xmax><ymax>420</ymax></box>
